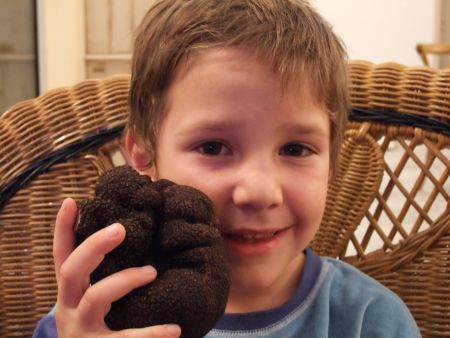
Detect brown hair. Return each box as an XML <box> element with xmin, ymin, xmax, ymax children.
<box><xmin>128</xmin><ymin>0</ymin><xmax>350</xmax><ymax>172</ymax></box>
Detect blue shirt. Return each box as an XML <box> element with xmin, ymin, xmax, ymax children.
<box><xmin>33</xmin><ymin>248</ymin><xmax>421</xmax><ymax>338</ymax></box>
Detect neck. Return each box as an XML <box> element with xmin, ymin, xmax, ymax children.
<box><xmin>225</xmin><ymin>253</ymin><xmax>305</xmax><ymax>313</ymax></box>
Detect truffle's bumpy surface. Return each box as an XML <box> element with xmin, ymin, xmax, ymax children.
<box><xmin>75</xmin><ymin>165</ymin><xmax>230</xmax><ymax>338</ymax></box>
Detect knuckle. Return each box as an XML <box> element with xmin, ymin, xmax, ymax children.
<box><xmin>58</xmin><ymin>263</ymin><xmax>73</xmax><ymax>284</ymax></box>
<box><xmin>82</xmin><ymin>286</ymin><xmax>101</xmax><ymax>310</ymax></box>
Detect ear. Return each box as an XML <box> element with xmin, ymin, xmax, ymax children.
<box><xmin>124</xmin><ymin>129</ymin><xmax>157</xmax><ymax>179</ymax></box>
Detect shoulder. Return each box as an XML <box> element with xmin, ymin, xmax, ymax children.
<box><xmin>319</xmin><ymin>257</ymin><xmax>421</xmax><ymax>337</ymax></box>
<box><xmin>322</xmin><ymin>257</ymin><xmax>396</xmax><ymax>298</ymax></box>
<box><xmin>322</xmin><ymin>257</ymin><xmax>404</xmax><ymax>306</ymax></box>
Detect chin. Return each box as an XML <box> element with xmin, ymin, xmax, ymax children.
<box><xmin>230</xmin><ymin>266</ymin><xmax>281</xmax><ymax>292</ymax></box>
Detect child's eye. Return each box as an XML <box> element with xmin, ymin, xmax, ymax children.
<box><xmin>197</xmin><ymin>141</ymin><xmax>230</xmax><ymax>156</ymax></box>
<box><xmin>280</xmin><ymin>143</ymin><xmax>313</xmax><ymax>157</ymax></box>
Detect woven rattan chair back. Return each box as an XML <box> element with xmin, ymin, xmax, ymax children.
<box><xmin>0</xmin><ymin>62</ymin><xmax>449</xmax><ymax>337</ymax></box>
<box><xmin>312</xmin><ymin>61</ymin><xmax>449</xmax><ymax>338</ymax></box>
<box><xmin>0</xmin><ymin>75</ymin><xmax>130</xmax><ymax>337</ymax></box>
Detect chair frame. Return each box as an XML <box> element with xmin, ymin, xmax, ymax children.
<box><xmin>0</xmin><ymin>62</ymin><xmax>449</xmax><ymax>337</ymax></box>
<box><xmin>416</xmin><ymin>43</ymin><xmax>450</xmax><ymax>67</ymax></box>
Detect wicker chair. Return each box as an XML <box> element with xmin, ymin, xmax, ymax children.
<box><xmin>0</xmin><ymin>62</ymin><xmax>449</xmax><ymax>338</ymax></box>
<box><xmin>416</xmin><ymin>43</ymin><xmax>450</xmax><ymax>68</ymax></box>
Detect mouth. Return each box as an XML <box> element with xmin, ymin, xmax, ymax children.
<box><xmin>221</xmin><ymin>227</ymin><xmax>290</xmax><ymax>255</ymax></box>
<box><xmin>223</xmin><ymin>230</ymin><xmax>282</xmax><ymax>243</ymax></box>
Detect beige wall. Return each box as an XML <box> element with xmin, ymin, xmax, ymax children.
<box><xmin>313</xmin><ymin>0</ymin><xmax>441</xmax><ymax>66</ymax></box>
<box><xmin>84</xmin><ymin>0</ymin><xmax>153</xmax><ymax>79</ymax></box>
<box><xmin>0</xmin><ymin>0</ymin><xmax>37</xmax><ymax>112</ymax></box>
<box><xmin>440</xmin><ymin>0</ymin><xmax>450</xmax><ymax>67</ymax></box>
<box><xmin>37</xmin><ymin>0</ymin><xmax>448</xmax><ymax>93</ymax></box>
<box><xmin>37</xmin><ymin>0</ymin><xmax>85</xmax><ymax>92</ymax></box>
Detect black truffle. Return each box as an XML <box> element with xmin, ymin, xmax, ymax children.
<box><xmin>75</xmin><ymin>165</ymin><xmax>230</xmax><ymax>338</ymax></box>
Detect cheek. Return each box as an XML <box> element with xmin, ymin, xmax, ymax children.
<box><xmin>190</xmin><ymin>178</ymin><xmax>229</xmax><ymax>213</ymax></box>
<box><xmin>288</xmin><ymin>172</ymin><xmax>329</xmax><ymax>225</ymax></box>
<box><xmin>181</xmin><ymin>175</ymin><xmax>231</xmax><ymax>226</ymax></box>
<box><xmin>156</xmin><ymin>164</ymin><xmax>228</xmax><ymax>211</ymax></box>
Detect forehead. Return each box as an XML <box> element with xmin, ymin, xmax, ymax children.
<box><xmin>170</xmin><ymin>47</ymin><xmax>324</xmax><ymax>110</ymax></box>
<box><xmin>161</xmin><ymin>47</ymin><xmax>329</xmax><ymax>137</ymax></box>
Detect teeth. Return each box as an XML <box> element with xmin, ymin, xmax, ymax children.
<box><xmin>241</xmin><ymin>233</ymin><xmax>274</xmax><ymax>239</ymax></box>
<box><xmin>230</xmin><ymin>232</ymin><xmax>276</xmax><ymax>243</ymax></box>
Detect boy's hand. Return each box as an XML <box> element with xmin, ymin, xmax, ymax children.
<box><xmin>52</xmin><ymin>198</ymin><xmax>181</xmax><ymax>338</ymax></box>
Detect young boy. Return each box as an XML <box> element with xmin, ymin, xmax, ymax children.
<box><xmin>33</xmin><ymin>0</ymin><xmax>421</xmax><ymax>337</ymax></box>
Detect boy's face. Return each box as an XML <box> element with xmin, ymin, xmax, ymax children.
<box><xmin>129</xmin><ymin>48</ymin><xmax>330</xmax><ymax>312</ymax></box>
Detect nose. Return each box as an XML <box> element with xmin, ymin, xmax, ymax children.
<box><xmin>232</xmin><ymin>160</ymin><xmax>283</xmax><ymax>210</ymax></box>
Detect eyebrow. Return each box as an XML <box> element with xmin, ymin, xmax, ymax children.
<box><xmin>176</xmin><ymin>120</ymin><xmax>240</xmax><ymax>135</ymax></box>
<box><xmin>175</xmin><ymin>117</ymin><xmax>329</xmax><ymax>138</ymax></box>
<box><xmin>277</xmin><ymin>123</ymin><xmax>329</xmax><ymax>138</ymax></box>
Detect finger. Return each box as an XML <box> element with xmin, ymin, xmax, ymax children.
<box><xmin>78</xmin><ymin>265</ymin><xmax>157</xmax><ymax>326</ymax></box>
<box><xmin>114</xmin><ymin>324</ymin><xmax>181</xmax><ymax>338</ymax></box>
<box><xmin>53</xmin><ymin>198</ymin><xmax>78</xmax><ymax>279</ymax></box>
<box><xmin>58</xmin><ymin>223</ymin><xmax>126</xmax><ymax>308</ymax></box>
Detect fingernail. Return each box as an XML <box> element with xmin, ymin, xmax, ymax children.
<box><xmin>165</xmin><ymin>324</ymin><xmax>181</xmax><ymax>336</ymax></box>
<box><xmin>141</xmin><ymin>265</ymin><xmax>157</xmax><ymax>278</ymax></box>
<box><xmin>106</xmin><ymin>224</ymin><xmax>120</xmax><ymax>237</ymax></box>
